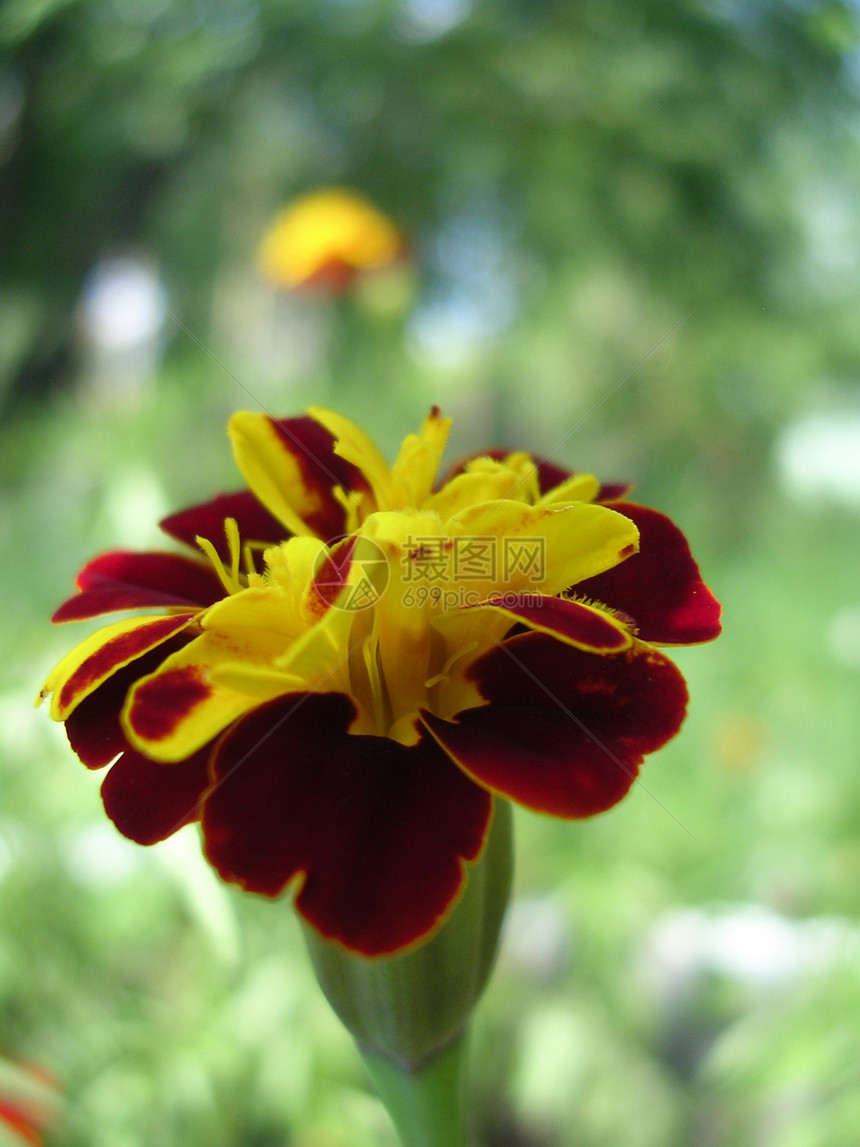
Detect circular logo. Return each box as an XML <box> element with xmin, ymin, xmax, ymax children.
<box><xmin>312</xmin><ymin>534</ymin><xmax>390</xmax><ymax>611</ymax></box>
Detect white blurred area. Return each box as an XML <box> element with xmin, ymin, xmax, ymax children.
<box><xmin>78</xmin><ymin>254</ymin><xmax>166</xmax><ymax>402</ymax></box>
<box><xmin>502</xmin><ymin>896</ymin><xmax>571</xmax><ymax>982</ymax></box>
<box><xmin>396</xmin><ymin>0</ymin><xmax>472</xmax><ymax>42</ymax></box>
<box><xmin>775</xmin><ymin>406</ymin><xmax>860</xmax><ymax>508</ymax></box>
<box><xmin>643</xmin><ymin>903</ymin><xmax>860</xmax><ymax>997</ymax></box>
<box><xmin>827</xmin><ymin>603</ymin><xmax>860</xmax><ymax>669</ymax></box>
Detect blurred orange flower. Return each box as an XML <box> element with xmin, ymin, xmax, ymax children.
<box><xmin>0</xmin><ymin>1060</ymin><xmax>60</xmax><ymax>1146</ymax></box>
<box><xmin>257</xmin><ymin>188</ymin><xmax>405</xmax><ymax>294</ymax></box>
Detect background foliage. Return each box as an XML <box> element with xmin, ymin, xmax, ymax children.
<box><xmin>3</xmin><ymin>0</ymin><xmax>860</xmax><ymax>1143</ymax></box>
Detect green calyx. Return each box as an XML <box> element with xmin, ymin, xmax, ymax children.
<box><xmin>301</xmin><ymin>797</ymin><xmax>513</xmax><ymax>1071</ymax></box>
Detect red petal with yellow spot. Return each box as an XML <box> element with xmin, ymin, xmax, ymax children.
<box><xmin>421</xmin><ymin>632</ymin><xmax>688</xmax><ymax>818</ymax></box>
<box><xmin>52</xmin><ymin>551</ymin><xmax>225</xmax><ymax>622</ymax></box>
<box><xmin>160</xmin><ymin>490</ymin><xmax>288</xmax><ymax>558</ymax></box>
<box><xmin>203</xmin><ymin>692</ymin><xmax>492</xmax><ymax>956</ymax></box>
<box><xmin>576</xmin><ymin>502</ymin><xmax>722</xmax><ymax>644</ymax></box>
<box><xmin>101</xmin><ymin>746</ymin><xmax>212</xmax><ymax>844</ymax></box>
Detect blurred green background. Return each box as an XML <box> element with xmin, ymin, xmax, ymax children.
<box><xmin>3</xmin><ymin>0</ymin><xmax>860</xmax><ymax>1143</ymax></box>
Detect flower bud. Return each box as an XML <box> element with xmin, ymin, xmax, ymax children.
<box><xmin>301</xmin><ymin>798</ymin><xmax>513</xmax><ymax>1071</ymax></box>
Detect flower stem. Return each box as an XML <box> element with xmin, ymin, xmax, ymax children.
<box><xmin>360</xmin><ymin>1036</ymin><xmax>470</xmax><ymax>1147</ymax></box>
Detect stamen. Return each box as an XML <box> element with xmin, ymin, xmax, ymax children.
<box><xmin>196</xmin><ymin>517</ymin><xmax>246</xmax><ymax>596</ymax></box>
<box><xmin>225</xmin><ymin>517</ymin><xmax>241</xmax><ymax>586</ymax></box>
<box><xmin>362</xmin><ymin>632</ymin><xmax>392</xmax><ymax>735</ymax></box>
<box><xmin>333</xmin><ymin>484</ymin><xmax>369</xmax><ymax>530</ymax></box>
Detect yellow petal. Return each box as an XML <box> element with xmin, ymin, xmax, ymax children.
<box><xmin>448</xmin><ymin>499</ymin><xmax>639</xmax><ymax>597</ymax></box>
<box><xmin>424</xmin><ymin>467</ymin><xmax>529</xmax><ymax>521</ymax></box>
<box><xmin>274</xmin><ymin>598</ymin><xmax>355</xmax><ymax>694</ymax></box>
<box><xmin>203</xmin><ymin>586</ymin><xmax>306</xmax><ymax>641</ymax></box>
<box><xmin>536</xmin><ymin>472</ymin><xmax>600</xmax><ymax>504</ymax></box>
<box><xmin>389</xmin><ymin>406</ymin><xmax>452</xmax><ymax>509</ymax></box>
<box><xmin>206</xmin><ymin>536</ymin><xmax>327</xmax><ymax>635</ymax></box>
<box><xmin>430</xmin><ymin>608</ymin><xmax>511</xmax><ymax>714</ymax></box>
<box><xmin>308</xmin><ymin>406</ymin><xmax>391</xmax><ymax>509</ymax></box>
<box><xmin>358</xmin><ymin>510</ymin><xmax>443</xmax><ymax>724</ymax></box>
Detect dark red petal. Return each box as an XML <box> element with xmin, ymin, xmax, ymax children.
<box><xmin>52</xmin><ymin>551</ymin><xmax>224</xmax><ymax>622</ymax></box>
<box><xmin>202</xmin><ymin>693</ymin><xmax>492</xmax><ymax>956</ymax></box>
<box><xmin>576</xmin><ymin>502</ymin><xmax>722</xmax><ymax>644</ymax></box>
<box><xmin>474</xmin><ymin>594</ymin><xmax>631</xmax><ymax>651</ymax></box>
<box><xmin>265</xmin><ymin>415</ymin><xmax>370</xmax><ymax>540</ymax></box>
<box><xmin>57</xmin><ymin>614</ymin><xmax>195</xmax><ymax>716</ymax></box>
<box><xmin>101</xmin><ymin>746</ymin><xmax>212</xmax><ymax>845</ymax></box>
<box><xmin>421</xmin><ymin>632</ymin><xmax>688</xmax><ymax>818</ymax></box>
<box><xmin>533</xmin><ymin>458</ymin><xmax>572</xmax><ymax>491</ymax></box>
<box><xmin>160</xmin><ymin>490</ymin><xmax>288</xmax><ymax>559</ymax></box>
<box><xmin>597</xmin><ymin>481</ymin><xmax>634</xmax><ymax>501</ymax></box>
<box><xmin>64</xmin><ymin>635</ymin><xmax>192</xmax><ymax>769</ymax></box>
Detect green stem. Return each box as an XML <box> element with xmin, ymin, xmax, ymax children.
<box><xmin>360</xmin><ymin>1036</ymin><xmax>470</xmax><ymax>1147</ymax></box>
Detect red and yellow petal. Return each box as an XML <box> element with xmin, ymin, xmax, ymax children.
<box><xmin>52</xmin><ymin>551</ymin><xmax>225</xmax><ymax>622</ymax></box>
<box><xmin>121</xmin><ymin>625</ymin><xmax>300</xmax><ymax>761</ymax></box>
<box><xmin>64</xmin><ymin>636</ymin><xmax>191</xmax><ymax>769</ymax></box>
<box><xmin>40</xmin><ymin>614</ymin><xmax>196</xmax><ymax>722</ymax></box>
<box><xmin>576</xmin><ymin>502</ymin><xmax>722</xmax><ymax>645</ymax></box>
<box><xmin>528</xmin><ymin>456</ymin><xmax>634</xmax><ymax>503</ymax></box>
<box><xmin>101</xmin><ymin>746</ymin><xmax>212</xmax><ymax>845</ymax></box>
<box><xmin>468</xmin><ymin>594</ymin><xmax>633</xmax><ymax>652</ymax></box>
<box><xmin>202</xmin><ymin>692</ymin><xmax>493</xmax><ymax>956</ymax></box>
<box><xmin>421</xmin><ymin>631</ymin><xmax>688</xmax><ymax>818</ymax></box>
<box><xmin>306</xmin><ymin>406</ymin><xmax>391</xmax><ymax>512</ymax></box>
<box><xmin>228</xmin><ymin>413</ymin><xmax>369</xmax><ymax>540</ymax></box>
<box><xmin>160</xmin><ymin>490</ymin><xmax>288</xmax><ymax>559</ymax></box>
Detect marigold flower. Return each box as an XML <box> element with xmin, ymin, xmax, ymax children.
<box><xmin>39</xmin><ymin>408</ymin><xmax>720</xmax><ymax>956</ymax></box>
<box><xmin>257</xmin><ymin>188</ymin><xmax>405</xmax><ymax>294</ymax></box>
